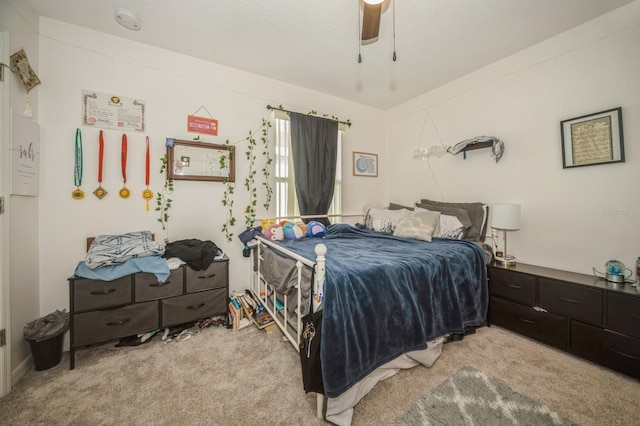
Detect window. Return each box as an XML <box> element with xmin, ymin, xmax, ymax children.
<box><xmin>274</xmin><ymin>116</ymin><xmax>342</xmax><ymax>222</ymax></box>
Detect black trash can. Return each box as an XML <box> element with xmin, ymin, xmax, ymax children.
<box><xmin>27</xmin><ymin>333</ymin><xmax>65</xmax><ymax>371</ymax></box>
<box><xmin>24</xmin><ymin>309</ymin><xmax>69</xmax><ymax>371</ymax></box>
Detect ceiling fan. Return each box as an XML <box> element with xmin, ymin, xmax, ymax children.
<box><xmin>361</xmin><ymin>0</ymin><xmax>384</xmax><ymax>43</ymax></box>
<box><xmin>358</xmin><ymin>0</ymin><xmax>397</xmax><ymax>63</ymax></box>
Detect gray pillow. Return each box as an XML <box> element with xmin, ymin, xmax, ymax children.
<box><xmin>388</xmin><ymin>202</ymin><xmax>414</xmax><ymax>211</ymax></box>
<box><xmin>418</xmin><ymin>199</ymin><xmax>487</xmax><ymax>241</ymax></box>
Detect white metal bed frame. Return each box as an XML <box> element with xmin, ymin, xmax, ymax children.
<box><xmin>249</xmin><ymin>234</ymin><xmax>326</xmax><ymax>349</ymax></box>
<box><xmin>249</xmin><ymin>234</ymin><xmax>327</xmax><ymax>416</ymax></box>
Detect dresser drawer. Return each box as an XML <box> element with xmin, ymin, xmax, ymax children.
<box><xmin>161</xmin><ymin>287</ymin><xmax>227</xmax><ymax>327</ymax></box>
<box><xmin>603</xmin><ymin>330</ymin><xmax>640</xmax><ymax>380</ymax></box>
<box><xmin>185</xmin><ymin>261</ymin><xmax>228</xmax><ymax>293</ymax></box>
<box><xmin>73</xmin><ymin>301</ymin><xmax>159</xmax><ymax>346</ymax></box>
<box><xmin>72</xmin><ymin>276</ymin><xmax>132</xmax><ymax>312</ymax></box>
<box><xmin>135</xmin><ymin>269</ymin><xmax>184</xmax><ymax>302</ymax></box>
<box><xmin>606</xmin><ymin>292</ymin><xmax>640</xmax><ymax>339</ymax></box>
<box><xmin>539</xmin><ymin>278</ymin><xmax>603</xmax><ymax>326</ymax></box>
<box><xmin>571</xmin><ymin>320</ymin><xmax>605</xmax><ymax>364</ymax></box>
<box><xmin>490</xmin><ymin>295</ymin><xmax>567</xmax><ymax>350</ymax></box>
<box><xmin>488</xmin><ymin>268</ymin><xmax>536</xmax><ymax>305</ymax></box>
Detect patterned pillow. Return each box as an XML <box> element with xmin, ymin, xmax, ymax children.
<box><xmin>415</xmin><ymin>203</ymin><xmax>473</xmax><ymax>239</ymax></box>
<box><xmin>393</xmin><ymin>211</ymin><xmax>441</xmax><ymax>242</ymax></box>
<box><xmin>433</xmin><ymin>214</ymin><xmax>466</xmax><ymax>239</ymax></box>
<box><xmin>363</xmin><ymin>207</ymin><xmax>413</xmax><ymax>233</ymax></box>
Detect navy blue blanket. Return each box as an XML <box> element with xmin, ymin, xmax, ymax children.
<box><xmin>273</xmin><ymin>224</ymin><xmax>488</xmax><ymax>398</ymax></box>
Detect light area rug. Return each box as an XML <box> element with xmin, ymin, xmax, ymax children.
<box><xmin>395</xmin><ymin>366</ymin><xmax>574</xmax><ymax>425</ymax></box>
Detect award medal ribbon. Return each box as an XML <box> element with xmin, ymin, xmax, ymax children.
<box><xmin>142</xmin><ymin>136</ymin><xmax>154</xmax><ymax>210</ymax></box>
<box><xmin>71</xmin><ymin>128</ymin><xmax>84</xmax><ymax>200</ymax></box>
<box><xmin>93</xmin><ymin>130</ymin><xmax>108</xmax><ymax>199</ymax></box>
<box><xmin>119</xmin><ymin>134</ymin><xmax>130</xmax><ymax>198</ymax></box>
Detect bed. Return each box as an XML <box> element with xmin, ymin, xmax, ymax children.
<box><xmin>249</xmin><ymin>201</ymin><xmax>492</xmax><ymax>425</ymax></box>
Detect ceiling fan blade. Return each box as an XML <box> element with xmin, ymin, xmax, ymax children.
<box><xmin>361</xmin><ymin>2</ymin><xmax>382</xmax><ymax>41</ymax></box>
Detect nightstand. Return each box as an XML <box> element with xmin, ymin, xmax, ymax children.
<box><xmin>488</xmin><ymin>262</ymin><xmax>640</xmax><ymax>380</ymax></box>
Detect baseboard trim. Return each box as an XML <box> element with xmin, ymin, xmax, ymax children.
<box><xmin>12</xmin><ymin>354</ymin><xmax>32</xmax><ymax>387</ymax></box>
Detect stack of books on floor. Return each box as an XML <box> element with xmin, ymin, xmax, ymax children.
<box><xmin>228</xmin><ymin>291</ymin><xmax>275</xmax><ymax>331</ymax></box>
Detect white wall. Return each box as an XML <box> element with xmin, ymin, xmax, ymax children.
<box><xmin>0</xmin><ymin>0</ymin><xmax>41</xmax><ymax>379</ymax></box>
<box><xmin>37</xmin><ymin>18</ymin><xmax>385</xmax><ymax>324</ymax></box>
<box><xmin>385</xmin><ymin>1</ymin><xmax>640</xmax><ymax>275</ymax></box>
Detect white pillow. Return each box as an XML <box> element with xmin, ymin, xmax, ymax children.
<box><xmin>433</xmin><ymin>214</ymin><xmax>466</xmax><ymax>239</ymax></box>
<box><xmin>364</xmin><ymin>207</ymin><xmax>413</xmax><ymax>233</ymax></box>
<box><xmin>393</xmin><ymin>211</ymin><xmax>441</xmax><ymax>242</ymax></box>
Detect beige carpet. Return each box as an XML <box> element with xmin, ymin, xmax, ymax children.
<box><xmin>0</xmin><ymin>324</ymin><xmax>638</xmax><ymax>425</ymax></box>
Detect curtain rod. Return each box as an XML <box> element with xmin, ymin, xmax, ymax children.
<box><xmin>266</xmin><ymin>105</ymin><xmax>350</xmax><ymax>127</ymax></box>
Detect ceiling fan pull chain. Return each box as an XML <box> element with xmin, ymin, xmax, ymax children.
<box><xmin>392</xmin><ymin>0</ymin><xmax>397</xmax><ymax>62</ymax></box>
<box><xmin>357</xmin><ymin>0</ymin><xmax>362</xmax><ymax>63</ymax></box>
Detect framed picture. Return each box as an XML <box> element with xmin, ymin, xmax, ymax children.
<box><xmin>560</xmin><ymin>107</ymin><xmax>624</xmax><ymax>168</ymax></box>
<box><xmin>353</xmin><ymin>151</ymin><xmax>378</xmax><ymax>177</ymax></box>
<box><xmin>167</xmin><ymin>139</ymin><xmax>234</xmax><ymax>182</ymax></box>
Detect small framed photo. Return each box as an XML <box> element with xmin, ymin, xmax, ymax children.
<box><xmin>560</xmin><ymin>107</ymin><xmax>624</xmax><ymax>168</ymax></box>
<box><xmin>353</xmin><ymin>151</ymin><xmax>378</xmax><ymax>177</ymax></box>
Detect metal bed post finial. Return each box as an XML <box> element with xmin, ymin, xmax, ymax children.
<box><xmin>313</xmin><ymin>244</ymin><xmax>327</xmax><ymax>310</ymax></box>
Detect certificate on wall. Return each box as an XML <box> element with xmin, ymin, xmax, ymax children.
<box><xmin>82</xmin><ymin>90</ymin><xmax>146</xmax><ymax>132</ymax></box>
<box><xmin>10</xmin><ymin>111</ymin><xmax>40</xmax><ymax>196</ymax></box>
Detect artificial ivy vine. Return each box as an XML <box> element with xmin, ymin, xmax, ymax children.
<box><xmin>260</xmin><ymin>119</ymin><xmax>274</xmax><ymax>210</ymax></box>
<box><xmin>307</xmin><ymin>109</ymin><xmax>352</xmax><ymax>128</ymax></box>
<box><xmin>155</xmin><ymin>154</ymin><xmax>174</xmax><ymax>233</ymax></box>
<box><xmin>220</xmin><ymin>118</ymin><xmax>273</xmax><ymax>242</ymax></box>
<box><xmin>217</xmin><ymin>107</ymin><xmax>348</xmax><ymax>243</ymax></box>
<box><xmin>220</xmin><ymin>139</ymin><xmax>236</xmax><ymax>243</ymax></box>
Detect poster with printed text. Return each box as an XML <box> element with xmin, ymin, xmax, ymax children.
<box><xmin>11</xmin><ymin>111</ymin><xmax>40</xmax><ymax>196</ymax></box>
<box><xmin>82</xmin><ymin>90</ymin><xmax>146</xmax><ymax>131</ymax></box>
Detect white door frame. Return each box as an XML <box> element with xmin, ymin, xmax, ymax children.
<box><xmin>0</xmin><ymin>30</ymin><xmax>12</xmax><ymax>397</ymax></box>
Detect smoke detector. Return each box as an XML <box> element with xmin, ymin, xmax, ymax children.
<box><xmin>114</xmin><ymin>8</ymin><xmax>141</xmax><ymax>31</ymax></box>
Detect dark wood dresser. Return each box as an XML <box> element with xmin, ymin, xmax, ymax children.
<box><xmin>488</xmin><ymin>262</ymin><xmax>640</xmax><ymax>380</ymax></box>
<box><xmin>68</xmin><ymin>256</ymin><xmax>229</xmax><ymax>369</ymax></box>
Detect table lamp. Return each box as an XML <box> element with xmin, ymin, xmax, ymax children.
<box><xmin>491</xmin><ymin>203</ymin><xmax>521</xmax><ymax>265</ymax></box>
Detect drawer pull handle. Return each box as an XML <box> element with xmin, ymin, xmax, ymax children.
<box><xmin>198</xmin><ymin>274</ymin><xmax>216</xmax><ymax>279</ymax></box>
<box><xmin>610</xmin><ymin>348</ymin><xmax>640</xmax><ymax>361</ymax></box>
<box><xmin>558</xmin><ymin>297</ymin><xmax>581</xmax><ymax>304</ymax></box>
<box><xmin>517</xmin><ymin>317</ymin><xmax>536</xmax><ymax>324</ymax></box>
<box><xmin>149</xmin><ymin>281</ymin><xmax>170</xmax><ymax>287</ymax></box>
<box><xmin>505</xmin><ymin>283</ymin><xmax>521</xmax><ymax>289</ymax></box>
<box><xmin>90</xmin><ymin>289</ymin><xmax>116</xmax><ymax>295</ymax></box>
<box><xmin>106</xmin><ymin>319</ymin><xmax>131</xmax><ymax>326</ymax></box>
<box><xmin>187</xmin><ymin>303</ymin><xmax>206</xmax><ymax>310</ymax></box>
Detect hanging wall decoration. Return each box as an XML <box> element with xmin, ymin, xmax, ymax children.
<box><xmin>119</xmin><ymin>133</ymin><xmax>130</xmax><ymax>198</ymax></box>
<box><xmin>82</xmin><ymin>90</ymin><xmax>145</xmax><ymax>132</ymax></box>
<box><xmin>187</xmin><ymin>105</ymin><xmax>218</xmax><ymax>136</ymax></box>
<box><xmin>142</xmin><ymin>136</ymin><xmax>154</xmax><ymax>210</ymax></box>
<box><xmin>93</xmin><ymin>130</ymin><xmax>108</xmax><ymax>199</ymax></box>
<box><xmin>9</xmin><ymin>49</ymin><xmax>41</xmax><ymax>93</ymax></box>
<box><xmin>72</xmin><ymin>128</ymin><xmax>84</xmax><ymax>199</ymax></box>
<box><xmin>10</xmin><ymin>111</ymin><xmax>40</xmax><ymax>196</ymax></box>
<box><xmin>560</xmin><ymin>107</ymin><xmax>624</xmax><ymax>168</ymax></box>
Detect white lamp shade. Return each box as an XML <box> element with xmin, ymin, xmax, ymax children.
<box><xmin>491</xmin><ymin>203</ymin><xmax>521</xmax><ymax>230</ymax></box>
<box><xmin>364</xmin><ymin>0</ymin><xmax>385</xmax><ymax>4</ymax></box>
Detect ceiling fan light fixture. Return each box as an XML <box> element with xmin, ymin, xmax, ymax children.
<box><xmin>114</xmin><ymin>8</ymin><xmax>141</xmax><ymax>31</ymax></box>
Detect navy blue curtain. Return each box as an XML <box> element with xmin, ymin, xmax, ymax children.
<box><xmin>289</xmin><ymin>112</ymin><xmax>338</xmax><ymax>226</ymax></box>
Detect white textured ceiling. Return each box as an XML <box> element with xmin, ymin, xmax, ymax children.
<box><xmin>23</xmin><ymin>0</ymin><xmax>634</xmax><ymax>110</ymax></box>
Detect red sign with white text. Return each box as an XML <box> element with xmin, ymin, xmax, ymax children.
<box><xmin>187</xmin><ymin>115</ymin><xmax>218</xmax><ymax>136</ymax></box>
